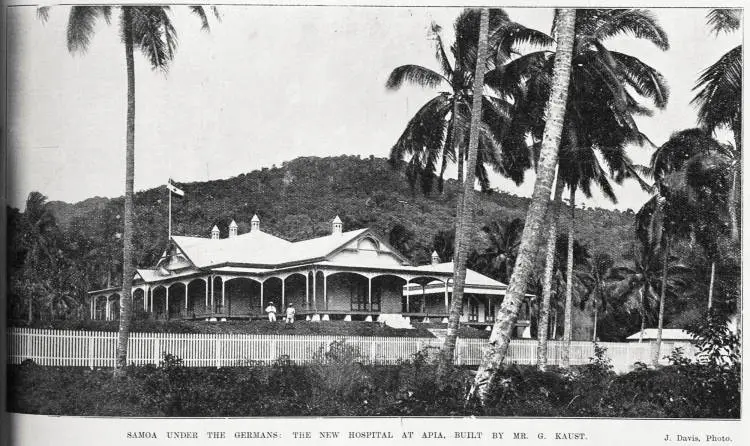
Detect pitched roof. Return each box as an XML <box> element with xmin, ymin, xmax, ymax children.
<box><xmin>411</xmin><ymin>262</ymin><xmax>507</xmax><ymax>289</ymax></box>
<box><xmin>171</xmin><ymin>228</ymin><xmax>369</xmax><ymax>269</ymax></box>
<box><xmin>626</xmin><ymin>329</ymin><xmax>693</xmax><ymax>341</ymax></box>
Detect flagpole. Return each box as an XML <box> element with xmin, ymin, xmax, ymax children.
<box><xmin>168</xmin><ymin>182</ymin><xmax>172</xmax><ymax>240</ymax></box>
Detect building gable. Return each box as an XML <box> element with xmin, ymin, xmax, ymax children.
<box><xmin>156</xmin><ymin>240</ymin><xmax>196</xmax><ymax>272</ymax></box>
<box><xmin>326</xmin><ymin>230</ymin><xmax>410</xmax><ymax>268</ymax></box>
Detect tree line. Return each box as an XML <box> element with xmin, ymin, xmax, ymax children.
<box><xmin>384</xmin><ymin>8</ymin><xmax>740</xmax><ymax>400</ymax></box>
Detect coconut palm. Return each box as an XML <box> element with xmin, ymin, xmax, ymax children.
<box><xmin>439</xmin><ymin>8</ymin><xmax>491</xmax><ymax>372</ymax></box>
<box><xmin>578</xmin><ymin>252</ymin><xmax>615</xmax><ymax>341</ymax></box>
<box><xmin>17</xmin><ymin>192</ymin><xmax>60</xmax><ymax>322</ymax></box>
<box><xmin>50</xmin><ymin>5</ymin><xmax>218</xmax><ymax>371</ymax></box>
<box><xmin>470</xmin><ymin>218</ymin><xmax>524</xmax><ymax>282</ymax></box>
<box><xmin>508</xmin><ymin>8</ymin><xmax>668</xmax><ymax>368</ymax></box>
<box><xmin>650</xmin><ymin>129</ymin><xmax>735</xmax><ymax>306</ymax></box>
<box><xmin>609</xmin><ymin>242</ymin><xmax>691</xmax><ymax>346</ymax></box>
<box><xmin>692</xmin><ymin>9</ymin><xmax>742</xmax><ymax>243</ymax></box>
<box><xmin>692</xmin><ymin>9</ymin><xmax>741</xmax><ymax>150</ymax></box>
<box><xmin>471</xmin><ymin>9</ymin><xmax>577</xmax><ymax>403</ymax></box>
<box><xmin>386</xmin><ymin>9</ymin><xmax>549</xmax><ymax>194</ymax></box>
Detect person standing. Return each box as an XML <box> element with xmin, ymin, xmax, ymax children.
<box><xmin>265</xmin><ymin>301</ymin><xmax>277</xmax><ymax>322</ymax></box>
<box><xmin>285</xmin><ymin>303</ymin><xmax>296</xmax><ymax>324</ymax></box>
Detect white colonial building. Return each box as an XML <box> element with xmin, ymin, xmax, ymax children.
<box><xmin>89</xmin><ymin>215</ymin><xmax>532</xmax><ymax>335</ymax></box>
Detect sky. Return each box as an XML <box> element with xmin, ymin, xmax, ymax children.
<box><xmin>5</xmin><ymin>6</ymin><xmax>741</xmax><ymax>211</ymax></box>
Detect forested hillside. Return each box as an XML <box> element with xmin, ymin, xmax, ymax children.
<box><xmin>9</xmin><ymin>155</ymin><xmax>645</xmax><ymax>336</ymax></box>
<box><xmin>45</xmin><ymin>155</ymin><xmax>637</xmax><ymax>270</ymax></box>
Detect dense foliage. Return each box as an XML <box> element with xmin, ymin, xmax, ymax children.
<box><xmin>7</xmin><ymin>343</ymin><xmax>738</xmax><ymax>418</ymax></box>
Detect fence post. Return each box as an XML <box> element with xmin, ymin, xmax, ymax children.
<box><xmin>370</xmin><ymin>340</ymin><xmax>376</xmax><ymax>364</ymax></box>
<box><xmin>88</xmin><ymin>335</ymin><xmax>94</xmax><ymax>369</ymax></box>
<box><xmin>154</xmin><ymin>337</ymin><xmax>160</xmax><ymax>365</ymax></box>
<box><xmin>216</xmin><ymin>336</ymin><xmax>222</xmax><ymax>369</ymax></box>
<box><xmin>270</xmin><ymin>340</ymin><xmax>277</xmax><ymax>362</ymax></box>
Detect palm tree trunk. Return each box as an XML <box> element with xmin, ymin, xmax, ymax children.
<box><xmin>708</xmin><ymin>261</ymin><xmax>715</xmax><ymax>309</ymax></box>
<box><xmin>728</xmin><ymin>168</ymin><xmax>739</xmax><ymax>243</ymax></box>
<box><xmin>592</xmin><ymin>300</ymin><xmax>598</xmax><ymax>342</ymax></box>
<box><xmin>639</xmin><ymin>287</ymin><xmax>645</xmax><ymax>343</ymax></box>
<box><xmin>116</xmin><ymin>8</ymin><xmax>136</xmax><ymax>374</ymax></box>
<box><xmin>27</xmin><ymin>297</ymin><xmax>32</xmax><ymax>323</ymax></box>
<box><xmin>537</xmin><ymin>171</ymin><xmax>564</xmax><ymax>370</ymax></box>
<box><xmin>652</xmin><ymin>237</ymin><xmax>670</xmax><ymax>367</ymax></box>
<box><xmin>552</xmin><ymin>309</ymin><xmax>558</xmax><ymax>339</ymax></box>
<box><xmin>562</xmin><ymin>186</ymin><xmax>576</xmax><ymax>368</ymax></box>
<box><xmin>439</xmin><ymin>8</ymin><xmax>489</xmax><ymax>373</ymax></box>
<box><xmin>470</xmin><ymin>9</ymin><xmax>576</xmax><ymax>403</ymax></box>
<box><xmin>454</xmin><ymin>99</ymin><xmax>465</xmax><ymax>186</ymax></box>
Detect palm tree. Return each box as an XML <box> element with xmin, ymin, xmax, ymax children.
<box><xmin>471</xmin><ymin>8</ymin><xmax>577</xmax><ymax>403</ymax></box>
<box><xmin>52</xmin><ymin>5</ymin><xmax>217</xmax><ymax>371</ymax></box>
<box><xmin>650</xmin><ymin>129</ymin><xmax>734</xmax><ymax>306</ymax></box>
<box><xmin>692</xmin><ymin>9</ymin><xmax>741</xmax><ymax>150</ymax></box>
<box><xmin>514</xmin><ymin>8</ymin><xmax>667</xmax><ymax>368</ymax></box>
<box><xmin>386</xmin><ymin>10</ymin><xmax>549</xmax><ymax>193</ymax></box>
<box><xmin>650</xmin><ymin>129</ymin><xmax>738</xmax><ymax>344</ymax></box>
<box><xmin>18</xmin><ymin>192</ymin><xmax>59</xmax><ymax>322</ymax></box>
<box><xmin>692</xmin><ymin>9</ymin><xmax>742</xmax><ymax>243</ymax></box>
<box><xmin>439</xmin><ymin>7</ymin><xmax>491</xmax><ymax>372</ymax></box>
<box><xmin>470</xmin><ymin>218</ymin><xmax>524</xmax><ymax>283</ymax></box>
<box><xmin>578</xmin><ymin>252</ymin><xmax>615</xmax><ymax>341</ymax></box>
<box><xmin>536</xmin><ymin>173</ymin><xmax>564</xmax><ymax>368</ymax></box>
<box><xmin>609</xmin><ymin>242</ymin><xmax>690</xmax><ymax>347</ymax></box>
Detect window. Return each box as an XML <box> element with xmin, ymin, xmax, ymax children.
<box><xmin>468</xmin><ymin>299</ymin><xmax>479</xmax><ymax>322</ymax></box>
<box><xmin>371</xmin><ymin>289</ymin><xmax>381</xmax><ymax>312</ymax></box>
<box><xmin>404</xmin><ymin>295</ymin><xmax>423</xmax><ymax>313</ymax></box>
<box><xmin>485</xmin><ymin>301</ymin><xmax>496</xmax><ymax>323</ymax></box>
<box><xmin>350</xmin><ymin>281</ymin><xmax>368</xmax><ymax>311</ymax></box>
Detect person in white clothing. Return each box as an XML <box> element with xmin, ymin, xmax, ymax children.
<box><xmin>285</xmin><ymin>303</ymin><xmax>296</xmax><ymax>324</ymax></box>
<box><xmin>265</xmin><ymin>301</ymin><xmax>277</xmax><ymax>322</ymax></box>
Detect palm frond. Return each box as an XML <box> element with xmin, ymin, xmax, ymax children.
<box><xmin>67</xmin><ymin>6</ymin><xmax>110</xmax><ymax>53</ymax></box>
<box><xmin>36</xmin><ymin>7</ymin><xmax>50</xmax><ymax>23</ymax></box>
<box><xmin>611</xmin><ymin>51</ymin><xmax>669</xmax><ymax>108</ymax></box>
<box><xmin>429</xmin><ymin>22</ymin><xmax>454</xmax><ymax>78</ymax></box>
<box><xmin>211</xmin><ymin>6</ymin><xmax>222</xmax><ymax>21</ymax></box>
<box><xmin>691</xmin><ymin>45</ymin><xmax>742</xmax><ymax>133</ymax></box>
<box><xmin>706</xmin><ymin>9</ymin><xmax>741</xmax><ymax>35</ymax></box>
<box><xmin>385</xmin><ymin>65</ymin><xmax>448</xmax><ymax>90</ymax></box>
<box><xmin>130</xmin><ymin>6</ymin><xmax>177</xmax><ymax>72</ymax></box>
<box><xmin>579</xmin><ymin>9</ymin><xmax>669</xmax><ymax>51</ymax></box>
<box><xmin>493</xmin><ymin>22</ymin><xmax>553</xmax><ymax>64</ymax></box>
<box><xmin>189</xmin><ymin>6</ymin><xmax>211</xmax><ymax>32</ymax></box>
<box><xmin>389</xmin><ymin>94</ymin><xmax>453</xmax><ymax>194</ymax></box>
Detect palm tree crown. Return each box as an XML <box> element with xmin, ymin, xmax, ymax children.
<box><xmin>386</xmin><ymin>9</ymin><xmax>551</xmax><ymax>193</ymax></box>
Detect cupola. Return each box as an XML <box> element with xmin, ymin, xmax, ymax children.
<box><xmin>431</xmin><ymin>251</ymin><xmax>441</xmax><ymax>265</ymax></box>
<box><xmin>211</xmin><ymin>225</ymin><xmax>220</xmax><ymax>240</ymax></box>
<box><xmin>332</xmin><ymin>215</ymin><xmax>343</xmax><ymax>236</ymax></box>
<box><xmin>251</xmin><ymin>214</ymin><xmax>260</xmax><ymax>232</ymax></box>
<box><xmin>229</xmin><ymin>220</ymin><xmax>238</xmax><ymax>238</ymax></box>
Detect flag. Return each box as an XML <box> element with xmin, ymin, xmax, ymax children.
<box><xmin>167</xmin><ymin>180</ymin><xmax>185</xmax><ymax>197</ymax></box>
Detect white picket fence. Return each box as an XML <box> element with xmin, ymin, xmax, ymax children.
<box><xmin>6</xmin><ymin>328</ymin><xmax>695</xmax><ymax>372</ymax></box>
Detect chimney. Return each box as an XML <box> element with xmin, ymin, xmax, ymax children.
<box><xmin>211</xmin><ymin>225</ymin><xmax>220</xmax><ymax>240</ymax></box>
<box><xmin>251</xmin><ymin>214</ymin><xmax>260</xmax><ymax>232</ymax></box>
<box><xmin>229</xmin><ymin>220</ymin><xmax>238</xmax><ymax>238</ymax></box>
<box><xmin>431</xmin><ymin>251</ymin><xmax>441</xmax><ymax>265</ymax></box>
<box><xmin>332</xmin><ymin>215</ymin><xmax>343</xmax><ymax>236</ymax></box>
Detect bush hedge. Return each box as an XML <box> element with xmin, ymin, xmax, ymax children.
<box><xmin>7</xmin><ymin>344</ymin><xmax>739</xmax><ymax>418</ymax></box>
<box><xmin>7</xmin><ymin>319</ymin><xmax>438</xmax><ymax>337</ymax></box>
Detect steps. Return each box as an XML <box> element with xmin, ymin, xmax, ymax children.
<box><xmin>376</xmin><ymin>314</ymin><xmax>414</xmax><ymax>329</ymax></box>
